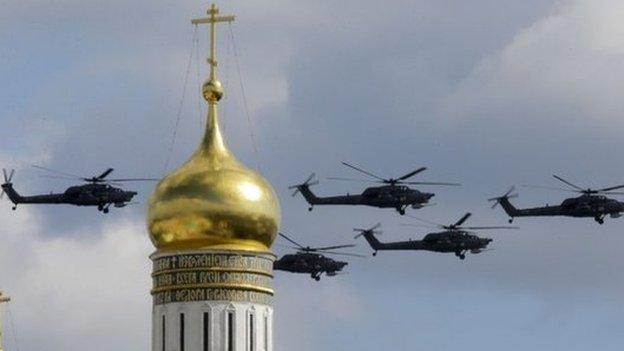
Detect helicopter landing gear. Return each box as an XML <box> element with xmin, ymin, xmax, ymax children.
<box><xmin>594</xmin><ymin>216</ymin><xmax>604</xmax><ymax>224</ymax></box>
<box><xmin>372</xmin><ymin>251</ymin><xmax>377</xmax><ymax>257</ymax></box>
<box><xmin>508</xmin><ymin>218</ymin><xmax>514</xmax><ymax>224</ymax></box>
<box><xmin>11</xmin><ymin>205</ymin><xmax>17</xmax><ymax>211</ymax></box>
<box><xmin>455</xmin><ymin>251</ymin><xmax>466</xmax><ymax>260</ymax></box>
<box><xmin>397</xmin><ymin>206</ymin><xmax>406</xmax><ymax>215</ymax></box>
<box><xmin>98</xmin><ymin>204</ymin><xmax>103</xmax><ymax>211</ymax></box>
<box><xmin>311</xmin><ymin>273</ymin><xmax>321</xmax><ymax>281</ymax></box>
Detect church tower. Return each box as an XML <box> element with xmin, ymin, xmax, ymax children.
<box><xmin>147</xmin><ymin>4</ymin><xmax>280</xmax><ymax>351</ymax></box>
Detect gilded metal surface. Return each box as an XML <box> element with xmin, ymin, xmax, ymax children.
<box><xmin>147</xmin><ymin>4</ymin><xmax>280</xmax><ymax>252</ymax></box>
<box><xmin>153</xmin><ymin>288</ymin><xmax>272</xmax><ymax>305</ymax></box>
<box><xmin>151</xmin><ymin>252</ymin><xmax>274</xmax><ymax>305</ymax></box>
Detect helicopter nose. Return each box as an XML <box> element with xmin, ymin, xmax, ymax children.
<box><xmin>426</xmin><ymin>193</ymin><xmax>435</xmax><ymax>199</ymax></box>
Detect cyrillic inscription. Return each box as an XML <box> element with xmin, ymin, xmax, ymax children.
<box><xmin>151</xmin><ymin>252</ymin><xmax>274</xmax><ymax>305</ymax></box>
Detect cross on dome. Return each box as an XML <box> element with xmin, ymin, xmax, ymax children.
<box><xmin>192</xmin><ymin>4</ymin><xmax>235</xmax><ymax>102</ymax></box>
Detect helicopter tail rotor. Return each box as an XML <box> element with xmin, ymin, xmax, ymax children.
<box><xmin>1</xmin><ymin>169</ymin><xmax>15</xmax><ymax>199</ymax></box>
<box><xmin>288</xmin><ymin>173</ymin><xmax>319</xmax><ymax>197</ymax></box>
<box><xmin>488</xmin><ymin>186</ymin><xmax>518</xmax><ymax>209</ymax></box>
<box><xmin>353</xmin><ymin>223</ymin><xmax>382</xmax><ymax>239</ymax></box>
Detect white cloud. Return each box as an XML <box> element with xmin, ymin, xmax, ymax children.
<box><xmin>439</xmin><ymin>0</ymin><xmax>624</xmax><ymax>129</ymax></box>
<box><xmin>0</xmin><ymin>200</ymin><xmax>152</xmax><ymax>351</ymax></box>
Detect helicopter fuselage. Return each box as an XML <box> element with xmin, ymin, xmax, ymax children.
<box><xmin>297</xmin><ymin>184</ymin><xmax>434</xmax><ymax>214</ymax></box>
<box><xmin>274</xmin><ymin>253</ymin><xmax>348</xmax><ymax>280</ymax></box>
<box><xmin>496</xmin><ymin>194</ymin><xmax>624</xmax><ymax>224</ymax></box>
<box><xmin>359</xmin><ymin>230</ymin><xmax>493</xmax><ymax>259</ymax></box>
<box><xmin>1</xmin><ymin>182</ymin><xmax>137</xmax><ymax>211</ymax></box>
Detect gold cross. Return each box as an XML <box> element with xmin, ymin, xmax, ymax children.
<box><xmin>191</xmin><ymin>4</ymin><xmax>235</xmax><ymax>80</ymax></box>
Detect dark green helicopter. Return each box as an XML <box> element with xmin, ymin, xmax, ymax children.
<box><xmin>289</xmin><ymin>162</ymin><xmax>460</xmax><ymax>215</ymax></box>
<box><xmin>274</xmin><ymin>232</ymin><xmax>363</xmax><ymax>281</ymax></box>
<box><xmin>1</xmin><ymin>166</ymin><xmax>158</xmax><ymax>213</ymax></box>
<box><xmin>489</xmin><ymin>175</ymin><xmax>624</xmax><ymax>224</ymax></box>
<box><xmin>355</xmin><ymin>214</ymin><xmax>516</xmax><ymax>260</ymax></box>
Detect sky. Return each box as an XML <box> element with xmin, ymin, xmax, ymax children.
<box><xmin>2</xmin><ymin>0</ymin><xmax>624</xmax><ymax>350</ymax></box>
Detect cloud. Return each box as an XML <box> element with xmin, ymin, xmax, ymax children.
<box><xmin>440</xmin><ymin>0</ymin><xmax>624</xmax><ymax>131</ymax></box>
<box><xmin>0</xmin><ymin>200</ymin><xmax>152</xmax><ymax>351</ymax></box>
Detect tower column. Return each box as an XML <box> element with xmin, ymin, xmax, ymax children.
<box><xmin>151</xmin><ymin>251</ymin><xmax>274</xmax><ymax>351</ymax></box>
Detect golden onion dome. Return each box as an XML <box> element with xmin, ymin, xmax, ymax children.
<box><xmin>147</xmin><ymin>8</ymin><xmax>280</xmax><ymax>252</ymax></box>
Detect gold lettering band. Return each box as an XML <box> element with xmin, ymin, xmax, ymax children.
<box><xmin>151</xmin><ymin>251</ymin><xmax>274</xmax><ymax>305</ymax></box>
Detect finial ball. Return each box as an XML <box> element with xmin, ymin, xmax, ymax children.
<box><xmin>203</xmin><ymin>78</ymin><xmax>223</xmax><ymax>102</ymax></box>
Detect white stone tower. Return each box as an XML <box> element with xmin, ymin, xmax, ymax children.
<box><xmin>147</xmin><ymin>4</ymin><xmax>280</xmax><ymax>351</ymax></box>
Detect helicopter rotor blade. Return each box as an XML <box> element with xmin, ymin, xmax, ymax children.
<box><xmin>400</xmin><ymin>223</ymin><xmax>438</xmax><ymax>229</ymax></box>
<box><xmin>105</xmin><ymin>178</ymin><xmax>160</xmax><ymax>182</ymax></box>
<box><xmin>453</xmin><ymin>213</ymin><xmax>472</xmax><ymax>228</ymax></box>
<box><xmin>460</xmin><ymin>226</ymin><xmax>519</xmax><ymax>230</ymax></box>
<box><xmin>308</xmin><ymin>244</ymin><xmax>356</xmax><ymax>251</ymax></box>
<box><xmin>316</xmin><ymin>250</ymin><xmax>367</xmax><ymax>258</ymax></box>
<box><xmin>405</xmin><ymin>214</ymin><xmax>444</xmax><ymax>227</ymax></box>
<box><xmin>552</xmin><ymin>175</ymin><xmax>584</xmax><ymax>191</ymax></box>
<box><xmin>2</xmin><ymin>169</ymin><xmax>6</xmax><ymax>183</ymax></box>
<box><xmin>39</xmin><ymin>175</ymin><xmax>82</xmax><ymax>181</ymax></box>
<box><xmin>401</xmin><ymin>181</ymin><xmax>461</xmax><ymax>186</ymax></box>
<box><xmin>7</xmin><ymin>169</ymin><xmax>14</xmax><ymax>183</ymax></box>
<box><xmin>520</xmin><ymin>184</ymin><xmax>578</xmax><ymax>193</ymax></box>
<box><xmin>32</xmin><ymin>165</ymin><xmax>84</xmax><ymax>179</ymax></box>
<box><xmin>96</xmin><ymin>168</ymin><xmax>114</xmax><ymax>180</ymax></box>
<box><xmin>278</xmin><ymin>232</ymin><xmax>305</xmax><ymax>250</ymax></box>
<box><xmin>327</xmin><ymin>177</ymin><xmax>376</xmax><ymax>183</ymax></box>
<box><xmin>598</xmin><ymin>184</ymin><xmax>624</xmax><ymax>192</ymax></box>
<box><xmin>341</xmin><ymin>162</ymin><xmax>385</xmax><ymax>181</ymax></box>
<box><xmin>397</xmin><ymin>167</ymin><xmax>427</xmax><ymax>181</ymax></box>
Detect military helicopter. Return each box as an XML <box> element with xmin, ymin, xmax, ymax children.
<box><xmin>1</xmin><ymin>166</ymin><xmax>158</xmax><ymax>213</ymax></box>
<box><xmin>355</xmin><ymin>214</ymin><xmax>516</xmax><ymax>260</ymax></box>
<box><xmin>273</xmin><ymin>232</ymin><xmax>363</xmax><ymax>281</ymax></box>
<box><xmin>289</xmin><ymin>162</ymin><xmax>460</xmax><ymax>215</ymax></box>
<box><xmin>489</xmin><ymin>175</ymin><xmax>624</xmax><ymax>224</ymax></box>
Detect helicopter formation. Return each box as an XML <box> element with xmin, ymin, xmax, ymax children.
<box><xmin>275</xmin><ymin>161</ymin><xmax>624</xmax><ymax>280</ymax></box>
<box><xmin>4</xmin><ymin>161</ymin><xmax>623</xmax><ymax>280</ymax></box>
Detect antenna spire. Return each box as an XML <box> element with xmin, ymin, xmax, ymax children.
<box><xmin>191</xmin><ymin>3</ymin><xmax>235</xmax><ymax>103</ymax></box>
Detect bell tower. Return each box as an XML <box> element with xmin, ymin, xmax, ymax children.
<box><xmin>147</xmin><ymin>4</ymin><xmax>280</xmax><ymax>351</ymax></box>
